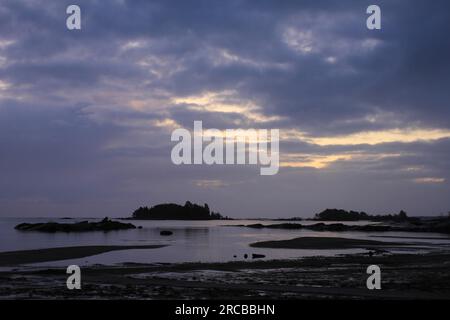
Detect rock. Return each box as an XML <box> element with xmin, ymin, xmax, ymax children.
<box><xmin>241</xmin><ymin>222</ymin><xmax>395</xmax><ymax>233</ymax></box>
<box><xmin>366</xmin><ymin>248</ymin><xmax>389</xmax><ymax>256</ymax></box>
<box><xmin>15</xmin><ymin>218</ymin><xmax>136</xmax><ymax>233</ymax></box>
<box><xmin>244</xmin><ymin>254</ymin><xmax>248</xmax><ymax>259</ymax></box>
<box><xmin>160</xmin><ymin>230</ymin><xmax>173</xmax><ymax>236</ymax></box>
<box><xmin>245</xmin><ymin>224</ymin><xmax>265</xmax><ymax>229</ymax></box>
<box><xmin>251</xmin><ymin>253</ymin><xmax>266</xmax><ymax>259</ymax></box>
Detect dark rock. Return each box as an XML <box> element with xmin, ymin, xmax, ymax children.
<box><xmin>240</xmin><ymin>222</ymin><xmax>396</xmax><ymax>233</ymax></box>
<box><xmin>15</xmin><ymin>218</ymin><xmax>136</xmax><ymax>233</ymax></box>
<box><xmin>266</xmin><ymin>223</ymin><xmax>303</xmax><ymax>230</ymax></box>
<box><xmin>356</xmin><ymin>225</ymin><xmax>393</xmax><ymax>232</ymax></box>
<box><xmin>160</xmin><ymin>230</ymin><xmax>173</xmax><ymax>236</ymax></box>
<box><xmin>251</xmin><ymin>254</ymin><xmax>266</xmax><ymax>259</ymax></box>
<box><xmin>245</xmin><ymin>224</ymin><xmax>265</xmax><ymax>228</ymax></box>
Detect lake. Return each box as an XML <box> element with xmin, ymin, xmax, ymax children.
<box><xmin>1</xmin><ymin>218</ymin><xmax>450</xmax><ymax>267</ymax></box>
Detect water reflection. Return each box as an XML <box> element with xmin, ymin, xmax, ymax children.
<box><xmin>1</xmin><ymin>217</ymin><xmax>450</xmax><ymax>267</ymax></box>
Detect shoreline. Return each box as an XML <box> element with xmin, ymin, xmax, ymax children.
<box><xmin>1</xmin><ymin>227</ymin><xmax>449</xmax><ymax>299</ymax></box>
<box><xmin>0</xmin><ymin>236</ymin><xmax>412</xmax><ymax>267</ymax></box>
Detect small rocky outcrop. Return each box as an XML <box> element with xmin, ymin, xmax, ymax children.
<box><xmin>15</xmin><ymin>217</ymin><xmax>136</xmax><ymax>233</ymax></box>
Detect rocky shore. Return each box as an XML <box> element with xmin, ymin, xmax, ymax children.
<box><xmin>237</xmin><ymin>220</ymin><xmax>450</xmax><ymax>234</ymax></box>
<box><xmin>1</xmin><ymin>251</ymin><xmax>449</xmax><ymax>299</ymax></box>
<box><xmin>15</xmin><ymin>217</ymin><xmax>137</xmax><ymax>233</ymax></box>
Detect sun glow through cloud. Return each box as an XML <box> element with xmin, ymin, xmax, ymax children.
<box><xmin>413</xmin><ymin>177</ymin><xmax>446</xmax><ymax>184</ymax></box>
<box><xmin>285</xmin><ymin>128</ymin><xmax>450</xmax><ymax>146</ymax></box>
<box><xmin>280</xmin><ymin>153</ymin><xmax>402</xmax><ymax>169</ymax></box>
<box><xmin>194</xmin><ymin>179</ymin><xmax>229</xmax><ymax>188</ymax></box>
<box><xmin>172</xmin><ymin>91</ymin><xmax>283</xmax><ymax>123</ymax></box>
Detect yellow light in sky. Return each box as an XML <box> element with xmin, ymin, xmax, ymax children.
<box><xmin>280</xmin><ymin>154</ymin><xmax>353</xmax><ymax>169</ymax></box>
<box><xmin>194</xmin><ymin>179</ymin><xmax>228</xmax><ymax>188</ymax></box>
<box><xmin>280</xmin><ymin>153</ymin><xmax>401</xmax><ymax>169</ymax></box>
<box><xmin>413</xmin><ymin>177</ymin><xmax>446</xmax><ymax>184</ymax></box>
<box><xmin>153</xmin><ymin>118</ymin><xmax>179</xmax><ymax>130</ymax></box>
<box><xmin>285</xmin><ymin>128</ymin><xmax>450</xmax><ymax>146</ymax></box>
<box><xmin>172</xmin><ymin>91</ymin><xmax>282</xmax><ymax>123</ymax></box>
<box><xmin>0</xmin><ymin>80</ymin><xmax>10</xmax><ymax>90</ymax></box>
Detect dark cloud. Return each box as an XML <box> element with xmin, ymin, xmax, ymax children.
<box><xmin>0</xmin><ymin>0</ymin><xmax>449</xmax><ymax>217</ymax></box>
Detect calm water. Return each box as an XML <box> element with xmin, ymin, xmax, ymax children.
<box><xmin>1</xmin><ymin>218</ymin><xmax>450</xmax><ymax>267</ymax></box>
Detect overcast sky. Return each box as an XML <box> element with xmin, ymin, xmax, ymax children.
<box><xmin>1</xmin><ymin>0</ymin><xmax>450</xmax><ymax>218</ymax></box>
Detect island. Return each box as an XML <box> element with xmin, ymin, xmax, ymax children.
<box><xmin>130</xmin><ymin>201</ymin><xmax>227</xmax><ymax>220</ymax></box>
<box><xmin>313</xmin><ymin>208</ymin><xmax>413</xmax><ymax>222</ymax></box>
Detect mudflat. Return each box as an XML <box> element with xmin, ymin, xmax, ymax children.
<box><xmin>1</xmin><ymin>252</ymin><xmax>450</xmax><ymax>299</ymax></box>
<box><xmin>0</xmin><ymin>245</ymin><xmax>166</xmax><ymax>266</ymax></box>
<box><xmin>250</xmin><ymin>236</ymin><xmax>407</xmax><ymax>249</ymax></box>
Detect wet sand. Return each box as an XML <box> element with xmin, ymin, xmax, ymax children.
<box><xmin>1</xmin><ymin>251</ymin><xmax>450</xmax><ymax>299</ymax></box>
<box><xmin>0</xmin><ymin>245</ymin><xmax>166</xmax><ymax>266</ymax></box>
<box><xmin>0</xmin><ymin>237</ymin><xmax>449</xmax><ymax>299</ymax></box>
<box><xmin>250</xmin><ymin>237</ymin><xmax>407</xmax><ymax>249</ymax></box>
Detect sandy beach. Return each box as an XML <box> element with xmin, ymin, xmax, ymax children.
<box><xmin>0</xmin><ymin>245</ymin><xmax>166</xmax><ymax>266</ymax></box>
<box><xmin>249</xmin><ymin>236</ymin><xmax>408</xmax><ymax>249</ymax></box>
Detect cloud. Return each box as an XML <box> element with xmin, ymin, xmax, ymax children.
<box><xmin>286</xmin><ymin>128</ymin><xmax>450</xmax><ymax>146</ymax></box>
<box><xmin>1</xmin><ymin>0</ymin><xmax>450</xmax><ymax>217</ymax></box>
<box><xmin>413</xmin><ymin>178</ymin><xmax>446</xmax><ymax>184</ymax></box>
<box><xmin>172</xmin><ymin>90</ymin><xmax>284</xmax><ymax>124</ymax></box>
<box><xmin>193</xmin><ymin>179</ymin><xmax>229</xmax><ymax>189</ymax></box>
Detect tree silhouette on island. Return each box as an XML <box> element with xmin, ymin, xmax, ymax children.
<box><xmin>131</xmin><ymin>201</ymin><xmax>227</xmax><ymax>220</ymax></box>
<box><xmin>313</xmin><ymin>208</ymin><xmax>411</xmax><ymax>222</ymax></box>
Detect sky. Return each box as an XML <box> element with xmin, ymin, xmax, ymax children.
<box><xmin>1</xmin><ymin>0</ymin><xmax>450</xmax><ymax>218</ymax></box>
